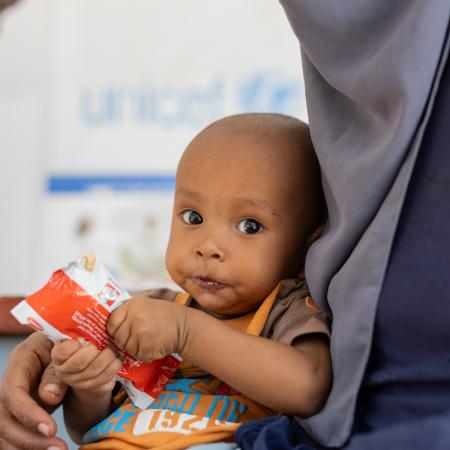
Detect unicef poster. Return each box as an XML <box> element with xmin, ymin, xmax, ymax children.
<box><xmin>36</xmin><ymin>0</ymin><xmax>307</xmax><ymax>290</ymax></box>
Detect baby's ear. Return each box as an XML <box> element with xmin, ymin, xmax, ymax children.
<box><xmin>297</xmin><ymin>224</ymin><xmax>325</xmax><ymax>280</ymax></box>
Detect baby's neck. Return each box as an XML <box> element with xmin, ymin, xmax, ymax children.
<box><xmin>188</xmin><ymin>298</ymin><xmax>257</xmax><ymax>320</ymax></box>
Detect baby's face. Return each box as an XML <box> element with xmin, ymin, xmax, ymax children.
<box><xmin>165</xmin><ymin>129</ymin><xmax>309</xmax><ymax>316</ymax></box>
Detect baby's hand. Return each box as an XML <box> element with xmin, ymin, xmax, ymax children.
<box><xmin>52</xmin><ymin>339</ymin><xmax>122</xmax><ymax>396</ymax></box>
<box><xmin>107</xmin><ymin>297</ymin><xmax>188</xmax><ymax>362</ymax></box>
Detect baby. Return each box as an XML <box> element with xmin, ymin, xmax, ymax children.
<box><xmin>51</xmin><ymin>113</ymin><xmax>331</xmax><ymax>449</ymax></box>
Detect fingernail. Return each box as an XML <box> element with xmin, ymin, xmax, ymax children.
<box><xmin>43</xmin><ymin>383</ymin><xmax>60</xmax><ymax>395</ymax></box>
<box><xmin>38</xmin><ymin>422</ymin><xmax>50</xmax><ymax>436</ymax></box>
<box><xmin>47</xmin><ymin>447</ymin><xmax>60</xmax><ymax>450</ymax></box>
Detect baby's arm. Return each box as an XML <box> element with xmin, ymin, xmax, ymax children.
<box><xmin>108</xmin><ymin>297</ymin><xmax>331</xmax><ymax>416</ymax></box>
<box><xmin>181</xmin><ymin>310</ymin><xmax>330</xmax><ymax>416</ymax></box>
<box><xmin>51</xmin><ymin>340</ymin><xmax>122</xmax><ymax>444</ymax></box>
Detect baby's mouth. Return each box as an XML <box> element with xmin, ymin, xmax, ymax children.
<box><xmin>190</xmin><ymin>276</ymin><xmax>227</xmax><ymax>290</ymax></box>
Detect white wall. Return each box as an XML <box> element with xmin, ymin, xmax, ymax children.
<box><xmin>0</xmin><ymin>0</ymin><xmax>52</xmax><ymax>295</ymax></box>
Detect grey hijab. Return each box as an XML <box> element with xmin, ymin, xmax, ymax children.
<box><xmin>279</xmin><ymin>1</ymin><xmax>450</xmax><ymax>446</ymax></box>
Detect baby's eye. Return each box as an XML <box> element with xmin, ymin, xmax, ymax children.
<box><xmin>236</xmin><ymin>218</ymin><xmax>263</xmax><ymax>235</ymax></box>
<box><xmin>181</xmin><ymin>210</ymin><xmax>203</xmax><ymax>225</ymax></box>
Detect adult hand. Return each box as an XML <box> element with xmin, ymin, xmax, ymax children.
<box><xmin>0</xmin><ymin>333</ymin><xmax>69</xmax><ymax>450</ymax></box>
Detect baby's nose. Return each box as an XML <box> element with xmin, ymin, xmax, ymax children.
<box><xmin>196</xmin><ymin>245</ymin><xmax>224</xmax><ymax>261</ymax></box>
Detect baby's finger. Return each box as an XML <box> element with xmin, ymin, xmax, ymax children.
<box><xmin>107</xmin><ymin>305</ymin><xmax>127</xmax><ymax>338</ymax></box>
<box><xmin>51</xmin><ymin>339</ymin><xmax>82</xmax><ymax>366</ymax></box>
<box><xmin>80</xmin><ymin>347</ymin><xmax>122</xmax><ymax>380</ymax></box>
<box><xmin>55</xmin><ymin>343</ymin><xmax>99</xmax><ymax>374</ymax></box>
<box><xmin>121</xmin><ymin>332</ymin><xmax>139</xmax><ymax>358</ymax></box>
<box><xmin>57</xmin><ymin>347</ymin><xmax>121</xmax><ymax>385</ymax></box>
<box><xmin>70</xmin><ymin>357</ymin><xmax>122</xmax><ymax>392</ymax></box>
<box><xmin>109</xmin><ymin>318</ymin><xmax>132</xmax><ymax>351</ymax></box>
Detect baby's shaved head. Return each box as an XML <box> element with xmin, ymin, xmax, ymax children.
<box><xmin>179</xmin><ymin>113</ymin><xmax>325</xmax><ymax>249</ymax></box>
<box><xmin>168</xmin><ymin>112</ymin><xmax>325</xmax><ymax>300</ymax></box>
<box><xmin>201</xmin><ymin>112</ymin><xmax>309</xmax><ymax>142</ymax></box>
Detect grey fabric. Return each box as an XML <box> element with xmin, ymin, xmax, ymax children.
<box><xmin>279</xmin><ymin>1</ymin><xmax>450</xmax><ymax>447</ymax></box>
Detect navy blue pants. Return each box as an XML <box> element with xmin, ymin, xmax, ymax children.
<box><xmin>236</xmin><ymin>33</ymin><xmax>450</xmax><ymax>450</ymax></box>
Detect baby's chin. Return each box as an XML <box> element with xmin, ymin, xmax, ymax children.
<box><xmin>182</xmin><ymin>288</ymin><xmax>233</xmax><ymax>314</ymax></box>
<box><xmin>178</xmin><ymin>277</ymin><xmax>264</xmax><ymax>316</ymax></box>
<box><xmin>192</xmin><ymin>291</ymin><xmax>262</xmax><ymax>318</ymax></box>
<box><xmin>192</xmin><ymin>292</ymin><xmax>236</xmax><ymax>315</ymax></box>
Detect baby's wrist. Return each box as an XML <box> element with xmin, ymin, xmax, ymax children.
<box><xmin>176</xmin><ymin>307</ymin><xmax>207</xmax><ymax>359</ymax></box>
<box><xmin>174</xmin><ymin>304</ymin><xmax>191</xmax><ymax>356</ymax></box>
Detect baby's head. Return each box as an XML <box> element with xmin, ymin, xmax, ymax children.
<box><xmin>166</xmin><ymin>113</ymin><xmax>324</xmax><ymax>316</ymax></box>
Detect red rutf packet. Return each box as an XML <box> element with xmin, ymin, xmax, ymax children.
<box><xmin>11</xmin><ymin>255</ymin><xmax>181</xmax><ymax>409</ymax></box>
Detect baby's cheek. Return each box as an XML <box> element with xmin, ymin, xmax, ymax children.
<box><xmin>244</xmin><ymin>257</ymin><xmax>283</xmax><ymax>296</ymax></box>
<box><xmin>165</xmin><ymin>246</ymin><xmax>184</xmax><ymax>286</ymax></box>
<box><xmin>165</xmin><ymin>242</ymin><xmax>176</xmax><ymax>274</ymax></box>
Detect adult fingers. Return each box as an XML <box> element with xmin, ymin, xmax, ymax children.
<box><xmin>38</xmin><ymin>362</ymin><xmax>68</xmax><ymax>407</ymax></box>
<box><xmin>0</xmin><ymin>333</ymin><xmax>67</xmax><ymax>449</ymax></box>
<box><xmin>0</xmin><ymin>334</ymin><xmax>59</xmax><ymax>438</ymax></box>
<box><xmin>0</xmin><ymin>436</ymin><xmax>20</xmax><ymax>450</ymax></box>
<box><xmin>1</xmin><ymin>379</ymin><xmax>59</xmax><ymax>441</ymax></box>
<box><xmin>0</xmin><ymin>402</ymin><xmax>67</xmax><ymax>450</ymax></box>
